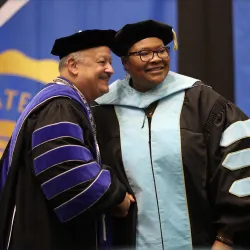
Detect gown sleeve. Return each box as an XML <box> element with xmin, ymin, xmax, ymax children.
<box><xmin>31</xmin><ymin>98</ymin><xmax>126</xmax><ymax>223</ymax></box>
<box><xmin>206</xmin><ymin>95</ymin><xmax>250</xmax><ymax>242</ymax></box>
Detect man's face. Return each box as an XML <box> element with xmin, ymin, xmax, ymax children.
<box><xmin>123</xmin><ymin>37</ymin><xmax>170</xmax><ymax>92</ymax></box>
<box><xmin>74</xmin><ymin>46</ymin><xmax>114</xmax><ymax>102</ymax></box>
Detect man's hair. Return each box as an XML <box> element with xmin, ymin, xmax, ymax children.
<box><xmin>58</xmin><ymin>51</ymin><xmax>83</xmax><ymax>72</ymax></box>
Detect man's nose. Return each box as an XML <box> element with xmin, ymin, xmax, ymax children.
<box><xmin>105</xmin><ymin>63</ymin><xmax>114</xmax><ymax>75</ymax></box>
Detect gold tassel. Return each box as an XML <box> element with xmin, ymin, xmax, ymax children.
<box><xmin>172</xmin><ymin>29</ymin><xmax>178</xmax><ymax>51</ymax></box>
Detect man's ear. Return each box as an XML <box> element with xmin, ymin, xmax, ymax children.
<box><xmin>67</xmin><ymin>58</ymin><xmax>78</xmax><ymax>76</ymax></box>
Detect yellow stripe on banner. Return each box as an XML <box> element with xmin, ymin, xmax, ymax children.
<box><xmin>0</xmin><ymin>120</ymin><xmax>14</xmax><ymax>158</ymax></box>
<box><xmin>0</xmin><ymin>140</ymin><xmax>7</xmax><ymax>150</ymax></box>
<box><xmin>0</xmin><ymin>140</ymin><xmax>8</xmax><ymax>158</ymax></box>
<box><xmin>0</xmin><ymin>50</ymin><xmax>59</xmax><ymax>84</ymax></box>
<box><xmin>0</xmin><ymin>120</ymin><xmax>15</xmax><ymax>137</ymax></box>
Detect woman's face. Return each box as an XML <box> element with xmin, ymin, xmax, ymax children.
<box><xmin>123</xmin><ymin>37</ymin><xmax>170</xmax><ymax>92</ymax></box>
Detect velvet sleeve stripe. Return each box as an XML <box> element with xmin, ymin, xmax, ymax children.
<box><xmin>229</xmin><ymin>177</ymin><xmax>250</xmax><ymax>197</ymax></box>
<box><xmin>32</xmin><ymin>122</ymin><xmax>84</xmax><ymax>149</ymax></box>
<box><xmin>41</xmin><ymin>162</ymin><xmax>101</xmax><ymax>200</ymax></box>
<box><xmin>221</xmin><ymin>148</ymin><xmax>250</xmax><ymax>197</ymax></box>
<box><xmin>220</xmin><ymin>119</ymin><xmax>250</xmax><ymax>147</ymax></box>
<box><xmin>222</xmin><ymin>148</ymin><xmax>250</xmax><ymax>171</ymax></box>
<box><xmin>54</xmin><ymin>169</ymin><xmax>111</xmax><ymax>223</ymax></box>
<box><xmin>33</xmin><ymin>145</ymin><xmax>93</xmax><ymax>175</ymax></box>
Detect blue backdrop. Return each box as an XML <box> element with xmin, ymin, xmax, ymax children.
<box><xmin>0</xmin><ymin>0</ymin><xmax>177</xmax><ymax>157</ymax></box>
<box><xmin>233</xmin><ymin>0</ymin><xmax>250</xmax><ymax>116</ymax></box>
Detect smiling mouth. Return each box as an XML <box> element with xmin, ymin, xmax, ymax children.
<box><xmin>146</xmin><ymin>67</ymin><xmax>164</xmax><ymax>72</ymax></box>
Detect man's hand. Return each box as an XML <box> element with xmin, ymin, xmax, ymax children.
<box><xmin>114</xmin><ymin>192</ymin><xmax>135</xmax><ymax>217</ymax></box>
<box><xmin>212</xmin><ymin>240</ymin><xmax>233</xmax><ymax>250</ymax></box>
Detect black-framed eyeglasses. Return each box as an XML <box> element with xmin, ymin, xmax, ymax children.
<box><xmin>127</xmin><ymin>46</ymin><xmax>170</xmax><ymax>62</ymax></box>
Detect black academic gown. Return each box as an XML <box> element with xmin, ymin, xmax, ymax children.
<box><xmin>93</xmin><ymin>76</ymin><xmax>250</xmax><ymax>250</ymax></box>
<box><xmin>0</xmin><ymin>83</ymin><xmax>126</xmax><ymax>250</ymax></box>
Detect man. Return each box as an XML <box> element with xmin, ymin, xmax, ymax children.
<box><xmin>93</xmin><ymin>20</ymin><xmax>250</xmax><ymax>249</ymax></box>
<box><xmin>0</xmin><ymin>29</ymin><xmax>133</xmax><ymax>250</ymax></box>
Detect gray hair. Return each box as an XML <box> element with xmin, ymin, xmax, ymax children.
<box><xmin>58</xmin><ymin>51</ymin><xmax>83</xmax><ymax>72</ymax></box>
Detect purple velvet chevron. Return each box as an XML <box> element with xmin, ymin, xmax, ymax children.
<box><xmin>54</xmin><ymin>169</ymin><xmax>111</xmax><ymax>222</ymax></box>
<box><xmin>32</xmin><ymin>122</ymin><xmax>84</xmax><ymax>149</ymax></box>
<box><xmin>42</xmin><ymin>162</ymin><xmax>101</xmax><ymax>199</ymax></box>
<box><xmin>33</xmin><ymin>145</ymin><xmax>93</xmax><ymax>175</ymax></box>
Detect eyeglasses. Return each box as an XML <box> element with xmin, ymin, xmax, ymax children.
<box><xmin>127</xmin><ymin>46</ymin><xmax>170</xmax><ymax>62</ymax></box>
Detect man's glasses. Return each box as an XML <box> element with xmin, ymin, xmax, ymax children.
<box><xmin>127</xmin><ymin>46</ymin><xmax>170</xmax><ymax>62</ymax></box>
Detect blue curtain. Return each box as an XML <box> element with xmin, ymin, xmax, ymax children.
<box><xmin>233</xmin><ymin>0</ymin><xmax>250</xmax><ymax>116</ymax></box>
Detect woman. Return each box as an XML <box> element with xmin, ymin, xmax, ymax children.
<box><xmin>93</xmin><ymin>20</ymin><xmax>250</xmax><ymax>250</ymax></box>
